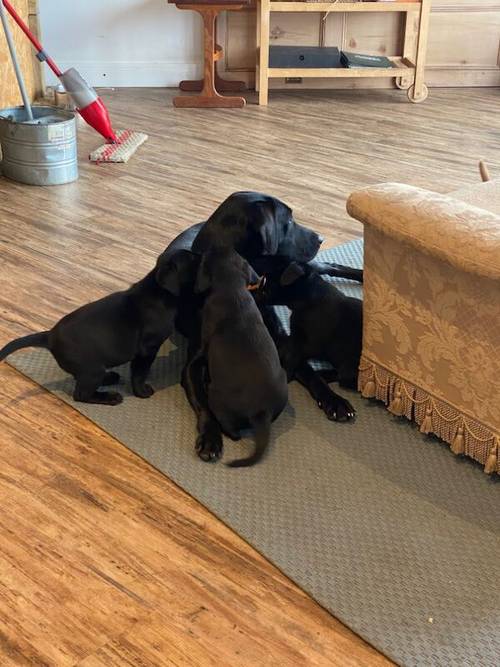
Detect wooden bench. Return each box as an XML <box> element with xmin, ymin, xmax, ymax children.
<box><xmin>168</xmin><ymin>0</ymin><xmax>251</xmax><ymax>108</ymax></box>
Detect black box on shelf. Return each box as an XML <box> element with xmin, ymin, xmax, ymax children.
<box><xmin>269</xmin><ymin>46</ymin><xmax>341</xmax><ymax>69</ymax></box>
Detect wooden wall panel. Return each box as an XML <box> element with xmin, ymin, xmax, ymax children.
<box><xmin>223</xmin><ymin>11</ymin><xmax>256</xmax><ymax>71</ymax></box>
<box><xmin>0</xmin><ymin>0</ymin><xmax>41</xmax><ymax>108</ymax></box>
<box><xmin>343</xmin><ymin>13</ymin><xmax>402</xmax><ymax>56</ymax></box>
<box><xmin>220</xmin><ymin>2</ymin><xmax>500</xmax><ymax>89</ymax></box>
<box><xmin>426</xmin><ymin>4</ymin><xmax>500</xmax><ymax>86</ymax></box>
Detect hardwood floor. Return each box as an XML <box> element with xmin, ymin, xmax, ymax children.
<box><xmin>0</xmin><ymin>87</ymin><xmax>498</xmax><ymax>666</ymax></box>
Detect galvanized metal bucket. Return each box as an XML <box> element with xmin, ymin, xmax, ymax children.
<box><xmin>0</xmin><ymin>105</ymin><xmax>78</xmax><ymax>186</ymax></box>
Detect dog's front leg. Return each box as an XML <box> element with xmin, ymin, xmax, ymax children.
<box><xmin>181</xmin><ymin>351</ymin><xmax>223</xmax><ymax>463</ymax></box>
<box><xmin>131</xmin><ymin>345</ymin><xmax>161</xmax><ymax>398</ymax></box>
<box><xmin>276</xmin><ymin>335</ymin><xmax>302</xmax><ymax>382</ymax></box>
<box><xmin>259</xmin><ymin>304</ymin><xmax>288</xmax><ymax>344</ymax></box>
<box><xmin>309</xmin><ymin>260</ymin><xmax>363</xmax><ymax>284</ymax></box>
<box><xmin>294</xmin><ymin>361</ymin><xmax>356</xmax><ymax>422</ymax></box>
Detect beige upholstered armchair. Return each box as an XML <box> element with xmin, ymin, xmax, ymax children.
<box><xmin>347</xmin><ymin>180</ymin><xmax>500</xmax><ymax>475</ymax></box>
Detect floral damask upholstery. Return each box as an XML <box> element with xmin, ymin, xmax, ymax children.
<box><xmin>347</xmin><ymin>182</ymin><xmax>500</xmax><ymax>475</ymax></box>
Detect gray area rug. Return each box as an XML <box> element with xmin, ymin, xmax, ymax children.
<box><xmin>9</xmin><ymin>240</ymin><xmax>500</xmax><ymax>667</ymax></box>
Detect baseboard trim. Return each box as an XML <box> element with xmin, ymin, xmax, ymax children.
<box><xmin>44</xmin><ymin>61</ymin><xmax>203</xmax><ymax>88</ymax></box>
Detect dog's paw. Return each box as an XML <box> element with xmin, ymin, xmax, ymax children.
<box><xmin>133</xmin><ymin>383</ymin><xmax>155</xmax><ymax>399</ymax></box>
<box><xmin>196</xmin><ymin>433</ymin><xmax>223</xmax><ymax>463</ymax></box>
<box><xmin>103</xmin><ymin>391</ymin><xmax>124</xmax><ymax>406</ymax></box>
<box><xmin>102</xmin><ymin>371</ymin><xmax>121</xmax><ymax>386</ymax></box>
<box><xmin>318</xmin><ymin>396</ymin><xmax>356</xmax><ymax>422</ymax></box>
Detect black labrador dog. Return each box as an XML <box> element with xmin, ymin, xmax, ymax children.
<box><xmin>156</xmin><ymin>191</ymin><xmax>362</xmax><ymax>460</ymax></box>
<box><xmin>254</xmin><ymin>259</ymin><xmax>362</xmax><ymax>421</ymax></box>
<box><xmin>195</xmin><ymin>248</ymin><xmax>288</xmax><ymax>466</ymax></box>
<box><xmin>0</xmin><ymin>249</ymin><xmax>198</xmax><ymax>405</ymax></box>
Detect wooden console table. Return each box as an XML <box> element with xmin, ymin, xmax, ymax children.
<box><xmin>256</xmin><ymin>0</ymin><xmax>432</xmax><ymax>105</ymax></box>
<box><xmin>169</xmin><ymin>0</ymin><xmax>251</xmax><ymax>108</ymax></box>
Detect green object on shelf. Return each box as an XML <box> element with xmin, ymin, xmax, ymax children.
<box><xmin>340</xmin><ymin>51</ymin><xmax>394</xmax><ymax>69</ymax></box>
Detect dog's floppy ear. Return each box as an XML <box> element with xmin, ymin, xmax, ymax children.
<box><xmin>280</xmin><ymin>262</ymin><xmax>305</xmax><ymax>286</ymax></box>
<box><xmin>155</xmin><ymin>249</ymin><xmax>198</xmax><ymax>296</ymax></box>
<box><xmin>156</xmin><ymin>257</ymin><xmax>181</xmax><ymax>295</ymax></box>
<box><xmin>256</xmin><ymin>202</ymin><xmax>280</xmax><ymax>256</ymax></box>
<box><xmin>194</xmin><ymin>255</ymin><xmax>212</xmax><ymax>293</ymax></box>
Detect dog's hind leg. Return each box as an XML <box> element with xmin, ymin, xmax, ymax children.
<box><xmin>181</xmin><ymin>351</ymin><xmax>223</xmax><ymax>462</ymax></box>
<box><xmin>294</xmin><ymin>361</ymin><xmax>355</xmax><ymax>422</ymax></box>
<box><xmin>73</xmin><ymin>370</ymin><xmax>123</xmax><ymax>405</ymax></box>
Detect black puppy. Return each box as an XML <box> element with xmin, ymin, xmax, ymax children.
<box><xmin>255</xmin><ymin>259</ymin><xmax>362</xmax><ymax>421</ymax></box>
<box><xmin>0</xmin><ymin>249</ymin><xmax>198</xmax><ymax>405</ymax></box>
<box><xmin>194</xmin><ymin>248</ymin><xmax>288</xmax><ymax>466</ymax></box>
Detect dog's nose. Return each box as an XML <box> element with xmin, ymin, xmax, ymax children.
<box><xmin>318</xmin><ymin>235</ymin><xmax>324</xmax><ymax>245</ymax></box>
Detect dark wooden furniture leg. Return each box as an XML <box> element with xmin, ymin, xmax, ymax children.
<box><xmin>173</xmin><ymin>5</ymin><xmax>246</xmax><ymax>108</ymax></box>
<box><xmin>179</xmin><ymin>18</ymin><xmax>246</xmax><ymax>93</ymax></box>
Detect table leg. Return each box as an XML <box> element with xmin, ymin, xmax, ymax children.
<box><xmin>179</xmin><ymin>17</ymin><xmax>246</xmax><ymax>93</ymax></box>
<box><xmin>180</xmin><ymin>67</ymin><xmax>246</xmax><ymax>93</ymax></box>
<box><xmin>174</xmin><ymin>7</ymin><xmax>245</xmax><ymax>108</ymax></box>
<box><xmin>409</xmin><ymin>0</ymin><xmax>431</xmax><ymax>103</ymax></box>
<box><xmin>258</xmin><ymin>0</ymin><xmax>270</xmax><ymax>105</ymax></box>
<box><xmin>396</xmin><ymin>10</ymin><xmax>416</xmax><ymax>90</ymax></box>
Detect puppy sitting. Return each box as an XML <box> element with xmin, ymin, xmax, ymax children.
<box><xmin>255</xmin><ymin>259</ymin><xmax>362</xmax><ymax>420</ymax></box>
<box><xmin>196</xmin><ymin>248</ymin><xmax>288</xmax><ymax>467</ymax></box>
<box><xmin>0</xmin><ymin>249</ymin><xmax>198</xmax><ymax>405</ymax></box>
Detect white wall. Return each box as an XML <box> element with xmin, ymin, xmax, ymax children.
<box><xmin>39</xmin><ymin>0</ymin><xmax>202</xmax><ymax>87</ymax></box>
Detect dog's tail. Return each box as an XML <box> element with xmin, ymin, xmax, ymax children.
<box><xmin>0</xmin><ymin>332</ymin><xmax>50</xmax><ymax>361</ymax></box>
<box><xmin>226</xmin><ymin>412</ymin><xmax>271</xmax><ymax>468</ymax></box>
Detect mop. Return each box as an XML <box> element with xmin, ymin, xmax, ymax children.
<box><xmin>2</xmin><ymin>0</ymin><xmax>147</xmax><ymax>163</ymax></box>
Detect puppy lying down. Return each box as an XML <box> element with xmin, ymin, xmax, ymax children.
<box><xmin>0</xmin><ymin>249</ymin><xmax>198</xmax><ymax>405</ymax></box>
<box><xmin>196</xmin><ymin>248</ymin><xmax>288</xmax><ymax>467</ymax></box>
<box><xmin>254</xmin><ymin>258</ymin><xmax>362</xmax><ymax>417</ymax></box>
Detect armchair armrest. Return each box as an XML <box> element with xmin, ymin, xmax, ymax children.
<box><xmin>347</xmin><ymin>183</ymin><xmax>500</xmax><ymax>280</ymax></box>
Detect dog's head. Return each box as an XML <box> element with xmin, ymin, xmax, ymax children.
<box><xmin>194</xmin><ymin>247</ymin><xmax>261</xmax><ymax>294</ymax></box>
<box><xmin>192</xmin><ymin>192</ymin><xmax>323</xmax><ymax>262</ymax></box>
<box><xmin>155</xmin><ymin>248</ymin><xmax>200</xmax><ymax>296</ymax></box>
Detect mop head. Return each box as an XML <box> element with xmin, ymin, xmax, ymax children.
<box><xmin>89</xmin><ymin>129</ymin><xmax>148</xmax><ymax>163</ymax></box>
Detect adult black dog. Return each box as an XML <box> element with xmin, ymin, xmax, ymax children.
<box><xmin>254</xmin><ymin>258</ymin><xmax>362</xmax><ymax>421</ymax></box>
<box><xmin>196</xmin><ymin>248</ymin><xmax>288</xmax><ymax>466</ymax></box>
<box><xmin>0</xmin><ymin>249</ymin><xmax>198</xmax><ymax>405</ymax></box>
<box><xmin>156</xmin><ymin>191</ymin><xmax>362</xmax><ymax>461</ymax></box>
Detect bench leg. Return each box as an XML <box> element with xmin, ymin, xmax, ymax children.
<box><xmin>180</xmin><ymin>18</ymin><xmax>246</xmax><ymax>94</ymax></box>
<box><xmin>180</xmin><ymin>69</ymin><xmax>246</xmax><ymax>93</ymax></box>
<box><xmin>174</xmin><ymin>9</ymin><xmax>246</xmax><ymax>108</ymax></box>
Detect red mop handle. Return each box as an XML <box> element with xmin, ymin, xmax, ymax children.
<box><xmin>2</xmin><ymin>0</ymin><xmax>62</xmax><ymax>77</ymax></box>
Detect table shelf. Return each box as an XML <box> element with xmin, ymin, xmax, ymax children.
<box><xmin>267</xmin><ymin>56</ymin><xmax>415</xmax><ymax>79</ymax></box>
<box><xmin>269</xmin><ymin>2</ymin><xmax>421</xmax><ymax>12</ymax></box>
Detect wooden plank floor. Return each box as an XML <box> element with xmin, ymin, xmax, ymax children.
<box><xmin>0</xmin><ymin>87</ymin><xmax>498</xmax><ymax>666</ymax></box>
